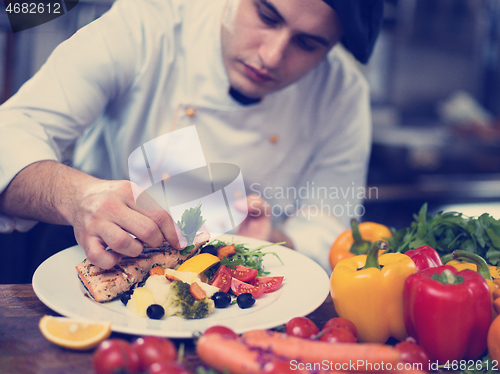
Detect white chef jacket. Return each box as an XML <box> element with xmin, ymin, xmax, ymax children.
<box><xmin>0</xmin><ymin>0</ymin><xmax>372</xmax><ymax>272</ymax></box>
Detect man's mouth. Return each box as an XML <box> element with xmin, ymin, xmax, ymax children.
<box><xmin>243</xmin><ymin>64</ymin><xmax>275</xmax><ymax>83</ymax></box>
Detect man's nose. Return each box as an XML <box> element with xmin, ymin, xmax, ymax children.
<box><xmin>259</xmin><ymin>31</ymin><xmax>289</xmax><ymax>70</ymax></box>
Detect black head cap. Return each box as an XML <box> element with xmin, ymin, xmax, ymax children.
<box><xmin>324</xmin><ymin>0</ymin><xmax>384</xmax><ymax>64</ymax></box>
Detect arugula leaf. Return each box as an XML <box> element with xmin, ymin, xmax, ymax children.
<box><xmin>203</xmin><ymin>239</ymin><xmax>284</xmax><ymax>278</ymax></box>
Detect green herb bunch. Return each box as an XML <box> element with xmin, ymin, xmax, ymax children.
<box><xmin>388</xmin><ymin>203</ymin><xmax>500</xmax><ymax>265</ymax></box>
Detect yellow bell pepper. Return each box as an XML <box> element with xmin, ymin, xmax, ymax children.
<box><xmin>442</xmin><ymin>253</ymin><xmax>500</xmax><ymax>280</ymax></box>
<box><xmin>330</xmin><ymin>240</ymin><xmax>417</xmax><ymax>343</ymax></box>
<box><xmin>445</xmin><ymin>250</ymin><xmax>499</xmax><ymax>319</ymax></box>
<box><xmin>328</xmin><ymin>219</ymin><xmax>392</xmax><ymax>271</ymax></box>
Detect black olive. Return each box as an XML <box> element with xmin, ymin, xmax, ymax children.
<box><xmin>200</xmin><ymin>244</ymin><xmax>218</xmax><ymax>256</ymax></box>
<box><xmin>147</xmin><ymin>304</ymin><xmax>165</xmax><ymax>320</ymax></box>
<box><xmin>212</xmin><ymin>292</ymin><xmax>232</xmax><ymax>308</ymax></box>
<box><xmin>236</xmin><ymin>293</ymin><xmax>255</xmax><ymax>309</ymax></box>
<box><xmin>120</xmin><ymin>290</ymin><xmax>134</xmax><ymax>306</ymax></box>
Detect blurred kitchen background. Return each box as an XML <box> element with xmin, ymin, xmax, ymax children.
<box><xmin>1</xmin><ymin>0</ymin><xmax>500</xmax><ymax>282</ymax></box>
<box><xmin>361</xmin><ymin>0</ymin><xmax>500</xmax><ymax>227</ymax></box>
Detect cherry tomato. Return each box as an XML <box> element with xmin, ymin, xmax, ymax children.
<box><xmin>226</xmin><ymin>265</ymin><xmax>258</xmax><ymax>282</ymax></box>
<box><xmin>208</xmin><ymin>265</ymin><xmax>232</xmax><ymax>293</ymax></box>
<box><xmin>394</xmin><ymin>337</ymin><xmax>430</xmax><ymax>371</ymax></box>
<box><xmin>318</xmin><ymin>327</ymin><xmax>357</xmax><ymax>344</ymax></box>
<box><xmin>146</xmin><ymin>361</ymin><xmax>191</xmax><ymax>374</ymax></box>
<box><xmin>92</xmin><ymin>339</ymin><xmax>140</xmax><ymax>374</ymax></box>
<box><xmin>285</xmin><ymin>317</ymin><xmax>319</xmax><ymax>339</ymax></box>
<box><xmin>132</xmin><ymin>336</ymin><xmax>177</xmax><ymax>371</ymax></box>
<box><xmin>322</xmin><ymin>317</ymin><xmax>358</xmax><ymax>340</ymax></box>
<box><xmin>263</xmin><ymin>360</ymin><xmax>295</xmax><ymax>374</ymax></box>
<box><xmin>203</xmin><ymin>325</ymin><xmax>239</xmax><ymax>339</ymax></box>
<box><xmin>249</xmin><ymin>276</ymin><xmax>284</xmax><ymax>293</ymax></box>
<box><xmin>230</xmin><ymin>278</ymin><xmax>265</xmax><ymax>298</ymax></box>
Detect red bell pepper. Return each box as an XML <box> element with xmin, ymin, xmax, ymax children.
<box><xmin>405</xmin><ymin>246</ymin><xmax>443</xmax><ymax>271</ymax></box>
<box><xmin>403</xmin><ymin>265</ymin><xmax>491</xmax><ymax>363</ymax></box>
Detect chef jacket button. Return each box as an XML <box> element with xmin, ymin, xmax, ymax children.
<box><xmin>186</xmin><ymin>107</ymin><xmax>196</xmax><ymax>117</ymax></box>
<box><xmin>269</xmin><ymin>134</ymin><xmax>279</xmax><ymax>144</ymax></box>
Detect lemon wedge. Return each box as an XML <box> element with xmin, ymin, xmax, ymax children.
<box><xmin>176</xmin><ymin>253</ymin><xmax>220</xmax><ymax>274</ymax></box>
<box><xmin>39</xmin><ymin>315</ymin><xmax>112</xmax><ymax>350</ymax></box>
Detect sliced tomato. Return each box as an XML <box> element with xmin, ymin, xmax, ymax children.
<box><xmin>226</xmin><ymin>265</ymin><xmax>258</xmax><ymax>282</ymax></box>
<box><xmin>249</xmin><ymin>276</ymin><xmax>284</xmax><ymax>293</ymax></box>
<box><xmin>230</xmin><ymin>278</ymin><xmax>265</xmax><ymax>298</ymax></box>
<box><xmin>208</xmin><ymin>265</ymin><xmax>232</xmax><ymax>293</ymax></box>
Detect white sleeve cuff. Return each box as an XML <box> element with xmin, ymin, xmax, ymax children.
<box><xmin>0</xmin><ymin>212</ymin><xmax>38</xmax><ymax>233</ymax></box>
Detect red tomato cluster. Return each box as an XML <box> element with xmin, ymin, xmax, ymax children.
<box><xmin>92</xmin><ymin>336</ymin><xmax>186</xmax><ymax>374</ymax></box>
<box><xmin>285</xmin><ymin>316</ymin><xmax>358</xmax><ymax>343</ymax></box>
<box><xmin>209</xmin><ymin>264</ymin><xmax>284</xmax><ymax>298</ymax></box>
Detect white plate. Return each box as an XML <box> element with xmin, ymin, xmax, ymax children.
<box><xmin>32</xmin><ymin>234</ymin><xmax>330</xmax><ymax>338</ymax></box>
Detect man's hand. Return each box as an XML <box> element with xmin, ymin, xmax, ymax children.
<box><xmin>0</xmin><ymin>161</ymin><xmax>186</xmax><ymax>269</ymax></box>
<box><xmin>68</xmin><ymin>179</ymin><xmax>186</xmax><ymax>269</ymax></box>
<box><xmin>234</xmin><ymin>193</ymin><xmax>294</xmax><ymax>248</ymax></box>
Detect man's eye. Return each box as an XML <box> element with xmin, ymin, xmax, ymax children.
<box><xmin>258</xmin><ymin>8</ymin><xmax>278</xmax><ymax>26</ymax></box>
<box><xmin>295</xmin><ymin>38</ymin><xmax>318</xmax><ymax>52</ymax></box>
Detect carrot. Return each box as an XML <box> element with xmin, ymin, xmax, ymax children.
<box><xmin>149</xmin><ymin>266</ymin><xmax>164</xmax><ymax>276</ymax></box>
<box><xmin>189</xmin><ymin>282</ymin><xmax>206</xmax><ymax>300</ymax></box>
<box><xmin>217</xmin><ymin>244</ymin><xmax>236</xmax><ymax>259</ymax></box>
<box><xmin>196</xmin><ymin>333</ymin><xmax>350</xmax><ymax>374</ymax></box>
<box><xmin>241</xmin><ymin>330</ymin><xmax>402</xmax><ymax>373</ymax></box>
<box><xmin>196</xmin><ymin>333</ymin><xmax>270</xmax><ymax>374</ymax></box>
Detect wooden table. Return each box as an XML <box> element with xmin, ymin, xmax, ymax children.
<box><xmin>0</xmin><ymin>284</ymin><xmax>336</xmax><ymax>374</ymax></box>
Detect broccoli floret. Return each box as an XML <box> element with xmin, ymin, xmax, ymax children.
<box><xmin>166</xmin><ymin>281</ymin><xmax>214</xmax><ymax>319</ymax></box>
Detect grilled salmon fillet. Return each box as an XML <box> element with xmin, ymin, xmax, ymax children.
<box><xmin>76</xmin><ymin>232</ymin><xmax>210</xmax><ymax>302</ymax></box>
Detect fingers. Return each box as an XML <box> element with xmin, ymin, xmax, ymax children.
<box><xmin>133</xmin><ymin>189</ymin><xmax>187</xmax><ymax>249</ymax></box>
<box><xmin>73</xmin><ymin>180</ymin><xmax>188</xmax><ymax>268</ymax></box>
<box><xmin>234</xmin><ymin>193</ymin><xmax>269</xmax><ymax>216</ymax></box>
<box><xmin>139</xmin><ymin>208</ymin><xmax>187</xmax><ymax>250</ymax></box>
<box><xmin>235</xmin><ymin>194</ymin><xmax>272</xmax><ymax>241</ymax></box>
<box><xmin>83</xmin><ymin>236</ymin><xmax>123</xmax><ymax>269</ymax></box>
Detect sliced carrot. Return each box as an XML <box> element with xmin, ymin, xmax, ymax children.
<box><xmin>165</xmin><ymin>273</ymin><xmax>181</xmax><ymax>282</ymax></box>
<box><xmin>217</xmin><ymin>244</ymin><xmax>236</xmax><ymax>259</ymax></box>
<box><xmin>189</xmin><ymin>282</ymin><xmax>207</xmax><ymax>300</ymax></box>
<box><xmin>241</xmin><ymin>330</ymin><xmax>402</xmax><ymax>372</ymax></box>
<box><xmin>149</xmin><ymin>266</ymin><xmax>165</xmax><ymax>276</ymax></box>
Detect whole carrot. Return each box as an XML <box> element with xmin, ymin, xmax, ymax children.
<box><xmin>196</xmin><ymin>333</ymin><xmax>350</xmax><ymax>374</ymax></box>
<box><xmin>197</xmin><ymin>333</ymin><xmax>264</xmax><ymax>374</ymax></box>
<box><xmin>241</xmin><ymin>330</ymin><xmax>402</xmax><ymax>372</ymax></box>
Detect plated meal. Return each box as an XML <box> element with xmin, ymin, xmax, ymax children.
<box><xmin>76</xmin><ymin>231</ymin><xmax>285</xmax><ymax>322</ymax></box>
<box><xmin>32</xmin><ymin>234</ymin><xmax>331</xmax><ymax>338</ymax></box>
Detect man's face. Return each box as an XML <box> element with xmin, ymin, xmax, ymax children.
<box><xmin>221</xmin><ymin>0</ymin><xmax>343</xmax><ymax>99</ymax></box>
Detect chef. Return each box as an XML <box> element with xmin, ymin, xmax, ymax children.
<box><xmin>0</xmin><ymin>0</ymin><xmax>383</xmax><ymax>272</ymax></box>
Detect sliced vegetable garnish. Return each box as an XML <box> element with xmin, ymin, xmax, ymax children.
<box><xmin>226</xmin><ymin>265</ymin><xmax>258</xmax><ymax>282</ymax></box>
<box><xmin>203</xmin><ymin>239</ymin><xmax>284</xmax><ymax>278</ymax></box>
<box><xmin>230</xmin><ymin>278</ymin><xmax>265</xmax><ymax>298</ymax></box>
<box><xmin>208</xmin><ymin>265</ymin><xmax>232</xmax><ymax>293</ymax></box>
<box><xmin>249</xmin><ymin>276</ymin><xmax>284</xmax><ymax>293</ymax></box>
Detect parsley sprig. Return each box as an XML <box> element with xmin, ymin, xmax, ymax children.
<box><xmin>388</xmin><ymin>203</ymin><xmax>500</xmax><ymax>265</ymax></box>
<box><xmin>177</xmin><ymin>202</ymin><xmax>206</xmax><ymax>256</ymax></box>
